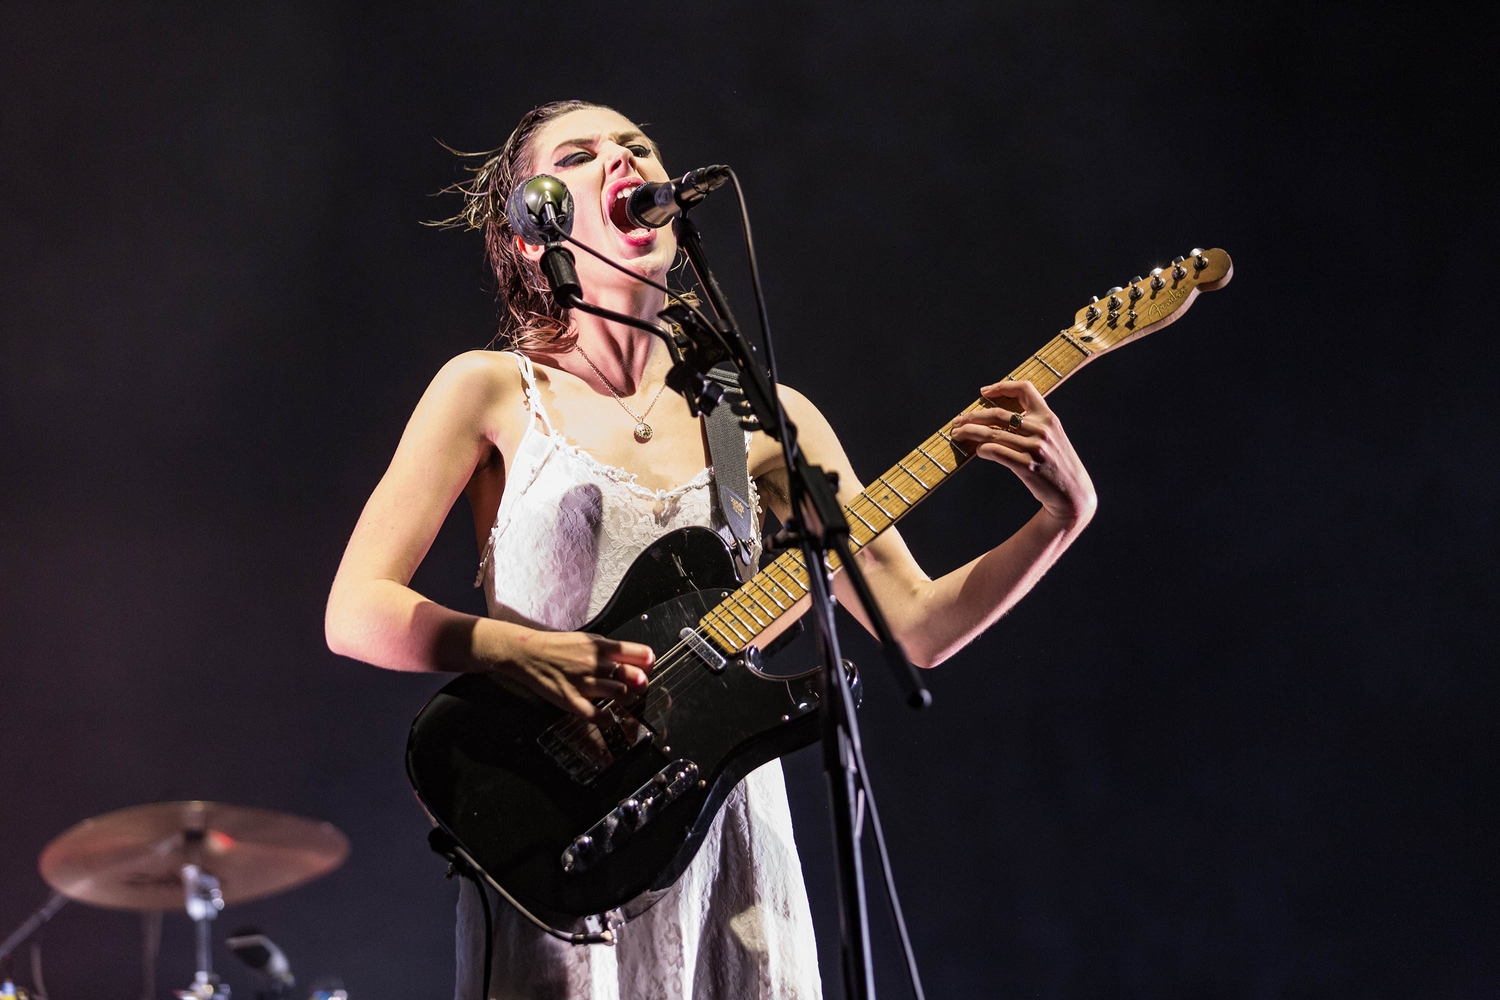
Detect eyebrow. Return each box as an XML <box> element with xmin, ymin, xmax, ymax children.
<box><xmin>550</xmin><ymin>130</ymin><xmax>659</xmax><ymax>159</ymax></box>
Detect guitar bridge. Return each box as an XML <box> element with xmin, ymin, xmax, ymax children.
<box><xmin>536</xmin><ymin>705</ymin><xmax>652</xmax><ymax>785</ymax></box>
<box><xmin>561</xmin><ymin>759</ymin><xmax>700</xmax><ymax>874</ymax></box>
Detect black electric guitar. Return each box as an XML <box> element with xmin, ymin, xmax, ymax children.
<box><xmin>407</xmin><ymin>249</ymin><xmax>1234</xmax><ymax>920</ymax></box>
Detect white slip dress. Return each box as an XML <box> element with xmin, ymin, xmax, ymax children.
<box><xmin>456</xmin><ymin>352</ymin><xmax>822</xmax><ymax>1000</ymax></box>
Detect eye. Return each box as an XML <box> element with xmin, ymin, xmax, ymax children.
<box><xmin>555</xmin><ymin>150</ymin><xmax>593</xmax><ymax>168</ymax></box>
<box><xmin>627</xmin><ymin>144</ymin><xmax>653</xmax><ymax>158</ymax></box>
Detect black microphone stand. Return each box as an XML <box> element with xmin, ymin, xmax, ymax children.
<box><xmin>669</xmin><ymin>212</ymin><xmax>929</xmax><ymax>1000</ymax></box>
<box><xmin>530</xmin><ymin>202</ymin><xmax>929</xmax><ymax>999</ymax></box>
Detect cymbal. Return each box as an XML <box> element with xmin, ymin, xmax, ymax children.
<box><xmin>38</xmin><ymin>801</ymin><xmax>349</xmax><ymax>911</ymax></box>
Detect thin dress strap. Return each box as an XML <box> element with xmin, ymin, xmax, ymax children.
<box><xmin>474</xmin><ymin>352</ymin><xmax>556</xmax><ymax>585</ymax></box>
<box><xmin>510</xmin><ymin>351</ymin><xmax>554</xmax><ymax>435</ymax></box>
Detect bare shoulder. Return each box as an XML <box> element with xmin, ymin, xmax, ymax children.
<box><xmin>427</xmin><ymin>349</ymin><xmax>524</xmax><ymax>404</ymax></box>
<box><xmin>412</xmin><ymin>350</ymin><xmax>527</xmax><ymax>424</ymax></box>
<box><xmin>749</xmin><ymin>382</ymin><xmax>851</xmax><ymax>480</ymax></box>
<box><xmin>772</xmin><ymin>382</ymin><xmax>815</xmax><ymax>415</ymax></box>
<box><xmin>390</xmin><ymin>349</ymin><xmax>533</xmax><ymax>459</ymax></box>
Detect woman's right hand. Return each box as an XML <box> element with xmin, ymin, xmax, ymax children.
<box><xmin>495</xmin><ymin>627</ymin><xmax>655</xmax><ymax>718</ymax></box>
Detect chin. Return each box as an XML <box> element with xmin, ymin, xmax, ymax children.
<box><xmin>619</xmin><ymin>240</ymin><xmax>675</xmax><ymax>278</ymax></box>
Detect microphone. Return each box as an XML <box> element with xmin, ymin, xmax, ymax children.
<box><xmin>505</xmin><ymin>174</ymin><xmax>581</xmax><ymax>305</ymax></box>
<box><xmin>226</xmin><ymin>927</ymin><xmax>296</xmax><ymax>998</ymax></box>
<box><xmin>625</xmin><ymin>165</ymin><xmax>731</xmax><ymax>229</ymax></box>
<box><xmin>505</xmin><ymin>174</ymin><xmax>574</xmax><ymax>246</ymax></box>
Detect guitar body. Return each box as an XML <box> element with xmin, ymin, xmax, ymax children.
<box><xmin>406</xmin><ymin>526</ymin><xmax>822</xmax><ymax>920</ymax></box>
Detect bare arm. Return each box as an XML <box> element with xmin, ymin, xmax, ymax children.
<box><xmin>757</xmin><ymin>381</ymin><xmax>1096</xmax><ymax>668</ymax></box>
<box><xmin>324</xmin><ymin>351</ymin><xmax>653</xmax><ymax>716</ymax></box>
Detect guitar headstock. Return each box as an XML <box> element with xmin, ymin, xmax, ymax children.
<box><xmin>1068</xmin><ymin>248</ymin><xmax>1233</xmax><ymax>354</ymax></box>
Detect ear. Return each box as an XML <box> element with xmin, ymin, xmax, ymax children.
<box><xmin>516</xmin><ymin>234</ymin><xmax>545</xmax><ymax>264</ymax></box>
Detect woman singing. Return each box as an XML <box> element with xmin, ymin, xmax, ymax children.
<box><xmin>325</xmin><ymin>100</ymin><xmax>1097</xmax><ymax>999</ymax></box>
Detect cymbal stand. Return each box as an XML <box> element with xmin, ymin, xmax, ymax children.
<box><xmin>142</xmin><ymin>910</ymin><xmax>163</xmax><ymax>1000</ymax></box>
<box><xmin>176</xmin><ymin>864</ymin><xmax>228</xmax><ymax>1000</ymax></box>
<box><xmin>0</xmin><ymin>893</ymin><xmax>66</xmax><ymax>966</ymax></box>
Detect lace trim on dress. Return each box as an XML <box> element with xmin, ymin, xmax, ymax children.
<box><xmin>475</xmin><ymin>352</ymin><xmax>716</xmax><ymax>584</ymax></box>
<box><xmin>548</xmin><ymin>436</ymin><xmax>713</xmax><ymax>500</ymax></box>
<box><xmin>474</xmin><ymin>352</ymin><xmax>760</xmax><ymax>589</ymax></box>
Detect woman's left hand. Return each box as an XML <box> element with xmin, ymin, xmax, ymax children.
<box><xmin>950</xmin><ymin>380</ymin><xmax>1097</xmax><ymax>528</ymax></box>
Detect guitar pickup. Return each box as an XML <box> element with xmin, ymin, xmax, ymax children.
<box><xmin>537</xmin><ymin>705</ymin><xmax>652</xmax><ymax>785</ymax></box>
<box><xmin>680</xmin><ymin>627</ymin><xmax>726</xmax><ymax>673</ymax></box>
<box><xmin>561</xmin><ymin>759</ymin><xmax>700</xmax><ymax>874</ymax></box>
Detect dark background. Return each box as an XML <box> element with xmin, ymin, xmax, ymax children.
<box><xmin>2</xmin><ymin>3</ymin><xmax>1495</xmax><ymax>998</ymax></box>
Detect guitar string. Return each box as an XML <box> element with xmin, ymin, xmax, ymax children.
<box><xmin>584</xmin><ymin>405</ymin><xmax>987</xmax><ymax>685</ymax></box>
<box><xmin>694</xmin><ymin>397</ymin><xmax>1003</xmax><ymax>642</ymax></box>
<box><xmin>553</xmin><ymin>552</ymin><xmax>826</xmax><ymax>748</ymax></box>
<box><xmin>544</xmin><ymin>304</ymin><xmax>1185</xmax><ymax>752</ymax></box>
<box><xmin>549</xmin><ymin>561</ymin><xmax>820</xmax><ymax>750</ymax></box>
<box><xmin>555</xmin><ymin>432</ymin><xmax>963</xmax><ymax>747</ymax></box>
<box><xmin>546</xmin><ymin>636</ymin><xmax>700</xmax><ymax>746</ymax></box>
<box><xmin>552</xmin><ymin>586</ymin><xmax>827</xmax><ymax>749</ymax></box>
<box><xmin>547</xmin><ymin>373</ymin><xmax>1046</xmax><ymax>747</ymax></box>
<box><xmin>562</xmin><ymin>296</ymin><xmax>1197</xmax><ymax>729</ymax></box>
<box><xmin>548</xmin><ymin>628</ymin><xmax>763</xmax><ymax>749</ymax></box>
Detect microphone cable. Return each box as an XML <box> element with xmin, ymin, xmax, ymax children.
<box><xmin>705</xmin><ymin>169</ymin><xmax>930</xmax><ymax>1000</ymax></box>
<box><xmin>530</xmin><ymin>212</ymin><xmax>720</xmax><ymax>338</ymax></box>
<box><xmin>723</xmin><ymin>169</ymin><xmax>779</xmax><ymax>388</ymax></box>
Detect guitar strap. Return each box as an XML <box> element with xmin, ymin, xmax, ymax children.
<box><xmin>703</xmin><ymin>365</ymin><xmax>759</xmax><ymax>581</ymax></box>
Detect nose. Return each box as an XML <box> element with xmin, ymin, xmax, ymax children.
<box><xmin>601</xmin><ymin>142</ymin><xmax>641</xmax><ymax>180</ymax></box>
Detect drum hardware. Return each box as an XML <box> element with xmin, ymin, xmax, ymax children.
<box><xmin>226</xmin><ymin>929</ymin><xmax>296</xmax><ymax>1000</ymax></box>
<box><xmin>26</xmin><ymin>800</ymin><xmax>349</xmax><ymax>1000</ymax></box>
<box><xmin>142</xmin><ymin>910</ymin><xmax>163</xmax><ymax>1000</ymax></box>
<box><xmin>177</xmin><ymin>863</ymin><xmax>227</xmax><ymax>999</ymax></box>
<box><xmin>0</xmin><ymin>891</ymin><xmax>67</xmax><ymax>1000</ymax></box>
<box><xmin>0</xmin><ymin>892</ymin><xmax>67</xmax><ymax>967</ymax></box>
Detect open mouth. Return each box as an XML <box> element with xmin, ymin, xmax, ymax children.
<box><xmin>606</xmin><ymin>183</ymin><xmax>654</xmax><ymax>244</ymax></box>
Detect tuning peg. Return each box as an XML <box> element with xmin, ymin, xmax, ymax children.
<box><xmin>1150</xmin><ymin>268</ymin><xmax>1165</xmax><ymax>291</ymax></box>
<box><xmin>1193</xmin><ymin>250</ymin><xmax>1209</xmax><ymax>270</ymax></box>
<box><xmin>1129</xmin><ymin>283</ymin><xmax>1144</xmax><ymax>302</ymax></box>
<box><xmin>1107</xmin><ymin>286</ymin><xmax>1124</xmax><ymax>295</ymax></box>
<box><xmin>1171</xmin><ymin>263</ymin><xmax>1187</xmax><ymax>280</ymax></box>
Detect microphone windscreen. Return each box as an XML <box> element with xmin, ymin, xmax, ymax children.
<box><xmin>506</xmin><ymin>174</ymin><xmax>574</xmax><ymax>246</ymax></box>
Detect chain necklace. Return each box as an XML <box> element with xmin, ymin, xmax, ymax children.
<box><xmin>575</xmin><ymin>346</ymin><xmax>667</xmax><ymax>443</ymax></box>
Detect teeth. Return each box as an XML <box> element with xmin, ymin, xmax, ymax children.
<box><xmin>615</xmin><ymin>186</ymin><xmax>637</xmax><ymax>201</ymax></box>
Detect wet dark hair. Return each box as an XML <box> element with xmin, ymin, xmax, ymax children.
<box><xmin>430</xmin><ymin>100</ymin><xmax>616</xmax><ymax>353</ymax></box>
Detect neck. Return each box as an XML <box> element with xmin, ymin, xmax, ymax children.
<box><xmin>563</xmin><ymin>285</ymin><xmax>669</xmax><ymax>397</ymax></box>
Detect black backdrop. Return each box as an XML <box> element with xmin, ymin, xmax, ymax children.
<box><xmin>2</xmin><ymin>3</ymin><xmax>1495</xmax><ymax>998</ymax></box>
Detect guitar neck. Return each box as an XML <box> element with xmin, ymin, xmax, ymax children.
<box><xmin>696</xmin><ymin>331</ymin><xmax>1096</xmax><ymax>654</ymax></box>
<box><xmin>696</xmin><ymin>246</ymin><xmax>1233</xmax><ymax>654</ymax></box>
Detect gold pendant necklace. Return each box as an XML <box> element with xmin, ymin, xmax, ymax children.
<box><xmin>575</xmin><ymin>346</ymin><xmax>667</xmax><ymax>443</ymax></box>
